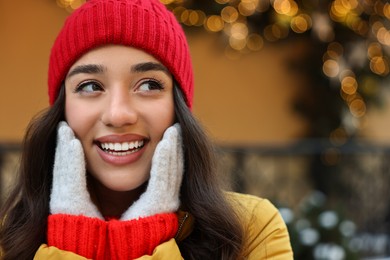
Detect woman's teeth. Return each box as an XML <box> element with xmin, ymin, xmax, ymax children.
<box><xmin>100</xmin><ymin>140</ymin><xmax>144</xmax><ymax>155</ymax></box>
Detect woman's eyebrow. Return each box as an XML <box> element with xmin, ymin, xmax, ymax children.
<box><xmin>131</xmin><ymin>62</ymin><xmax>169</xmax><ymax>75</ymax></box>
<box><xmin>66</xmin><ymin>64</ymin><xmax>106</xmax><ymax>79</ymax></box>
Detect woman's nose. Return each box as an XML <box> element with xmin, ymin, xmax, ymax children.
<box><xmin>101</xmin><ymin>88</ymin><xmax>138</xmax><ymax>128</ymax></box>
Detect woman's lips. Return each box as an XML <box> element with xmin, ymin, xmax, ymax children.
<box><xmin>95</xmin><ymin>134</ymin><xmax>148</xmax><ymax>165</ymax></box>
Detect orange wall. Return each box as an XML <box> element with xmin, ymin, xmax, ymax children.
<box><xmin>0</xmin><ymin>0</ymin><xmax>68</xmax><ymax>142</ymax></box>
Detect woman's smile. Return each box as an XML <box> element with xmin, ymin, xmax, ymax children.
<box><xmin>95</xmin><ymin>134</ymin><xmax>148</xmax><ymax>165</ymax></box>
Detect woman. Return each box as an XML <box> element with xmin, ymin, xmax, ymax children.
<box><xmin>0</xmin><ymin>0</ymin><xmax>293</xmax><ymax>259</ymax></box>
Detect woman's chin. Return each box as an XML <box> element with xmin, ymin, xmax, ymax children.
<box><xmin>102</xmin><ymin>180</ymin><xmax>147</xmax><ymax>193</ymax></box>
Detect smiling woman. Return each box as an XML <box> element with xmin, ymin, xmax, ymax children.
<box><xmin>0</xmin><ymin>0</ymin><xmax>293</xmax><ymax>259</ymax></box>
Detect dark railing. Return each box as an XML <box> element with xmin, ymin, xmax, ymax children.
<box><xmin>1</xmin><ymin>140</ymin><xmax>389</xmax><ymax>259</ymax></box>
<box><xmin>217</xmin><ymin>140</ymin><xmax>390</xmax><ymax>259</ymax></box>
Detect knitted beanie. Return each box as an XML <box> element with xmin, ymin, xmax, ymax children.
<box><xmin>48</xmin><ymin>0</ymin><xmax>194</xmax><ymax>108</ymax></box>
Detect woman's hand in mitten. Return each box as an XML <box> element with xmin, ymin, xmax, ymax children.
<box><xmin>50</xmin><ymin>121</ymin><xmax>102</xmax><ymax>218</ymax></box>
<box><xmin>48</xmin><ymin>121</ymin><xmax>107</xmax><ymax>260</ymax></box>
<box><xmin>108</xmin><ymin>123</ymin><xmax>184</xmax><ymax>259</ymax></box>
<box><xmin>120</xmin><ymin>123</ymin><xmax>184</xmax><ymax>220</ymax></box>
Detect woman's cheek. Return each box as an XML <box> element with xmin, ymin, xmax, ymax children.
<box><xmin>65</xmin><ymin>101</ymin><xmax>98</xmax><ymax>139</ymax></box>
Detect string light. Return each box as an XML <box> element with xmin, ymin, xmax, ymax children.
<box><xmin>221</xmin><ymin>6</ymin><xmax>239</xmax><ymax>23</ymax></box>
<box><xmin>273</xmin><ymin>0</ymin><xmax>298</xmax><ymax>16</ymax></box>
<box><xmin>205</xmin><ymin>15</ymin><xmax>225</xmax><ymax>32</ymax></box>
<box><xmin>238</xmin><ymin>0</ymin><xmax>258</xmax><ymax>16</ymax></box>
<box><xmin>247</xmin><ymin>33</ymin><xmax>264</xmax><ymax>51</ymax></box>
<box><xmin>341</xmin><ymin>76</ymin><xmax>358</xmax><ymax>95</ymax></box>
<box><xmin>291</xmin><ymin>14</ymin><xmax>312</xmax><ymax>33</ymax></box>
<box><xmin>329</xmin><ymin>127</ymin><xmax>348</xmax><ymax>146</ymax></box>
<box><xmin>323</xmin><ymin>60</ymin><xmax>340</xmax><ymax>78</ymax></box>
<box><xmin>56</xmin><ymin>0</ymin><xmax>85</xmax><ymax>11</ymax></box>
<box><xmin>349</xmin><ymin>98</ymin><xmax>366</xmax><ymax>118</ymax></box>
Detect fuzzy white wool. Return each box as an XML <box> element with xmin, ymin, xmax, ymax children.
<box><xmin>50</xmin><ymin>122</ymin><xmax>103</xmax><ymax>219</ymax></box>
<box><xmin>49</xmin><ymin>121</ymin><xmax>184</xmax><ymax>221</ymax></box>
<box><xmin>121</xmin><ymin>123</ymin><xmax>184</xmax><ymax>220</ymax></box>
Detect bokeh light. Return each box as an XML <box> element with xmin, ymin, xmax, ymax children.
<box><xmin>291</xmin><ymin>14</ymin><xmax>312</xmax><ymax>33</ymax></box>
<box><xmin>215</xmin><ymin>0</ymin><xmax>230</xmax><ymax>4</ymax></box>
<box><xmin>370</xmin><ymin>56</ymin><xmax>389</xmax><ymax>75</ymax></box>
<box><xmin>329</xmin><ymin>127</ymin><xmax>348</xmax><ymax>146</ymax></box>
<box><xmin>221</xmin><ymin>6</ymin><xmax>239</xmax><ymax>23</ymax></box>
<box><xmin>238</xmin><ymin>0</ymin><xmax>258</xmax><ymax>16</ymax></box>
<box><xmin>56</xmin><ymin>0</ymin><xmax>85</xmax><ymax>10</ymax></box>
<box><xmin>273</xmin><ymin>0</ymin><xmax>299</xmax><ymax>16</ymax></box>
<box><xmin>247</xmin><ymin>33</ymin><xmax>264</xmax><ymax>51</ymax></box>
<box><xmin>323</xmin><ymin>60</ymin><xmax>340</xmax><ymax>77</ymax></box>
<box><xmin>341</xmin><ymin>76</ymin><xmax>358</xmax><ymax>95</ymax></box>
<box><xmin>349</xmin><ymin>98</ymin><xmax>366</xmax><ymax>118</ymax></box>
<box><xmin>61</xmin><ymin>0</ymin><xmax>390</xmax><ymax>135</ymax></box>
<box><xmin>205</xmin><ymin>15</ymin><xmax>225</xmax><ymax>32</ymax></box>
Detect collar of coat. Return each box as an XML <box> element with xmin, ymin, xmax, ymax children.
<box><xmin>175</xmin><ymin>210</ymin><xmax>194</xmax><ymax>242</ymax></box>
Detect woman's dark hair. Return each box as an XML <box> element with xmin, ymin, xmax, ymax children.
<box><xmin>174</xmin><ymin>85</ymin><xmax>244</xmax><ymax>259</ymax></box>
<box><xmin>0</xmin><ymin>86</ymin><xmax>65</xmax><ymax>259</ymax></box>
<box><xmin>0</xmin><ymin>84</ymin><xmax>243</xmax><ymax>259</ymax></box>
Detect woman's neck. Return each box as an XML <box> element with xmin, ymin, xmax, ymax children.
<box><xmin>88</xmin><ymin>176</ymin><xmax>147</xmax><ymax>218</ymax></box>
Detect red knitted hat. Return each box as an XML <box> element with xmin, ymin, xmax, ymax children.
<box><xmin>48</xmin><ymin>0</ymin><xmax>194</xmax><ymax>108</ymax></box>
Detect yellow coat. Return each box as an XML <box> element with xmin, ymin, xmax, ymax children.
<box><xmin>34</xmin><ymin>192</ymin><xmax>293</xmax><ymax>259</ymax></box>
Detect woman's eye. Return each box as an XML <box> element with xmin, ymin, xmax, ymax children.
<box><xmin>138</xmin><ymin>80</ymin><xmax>164</xmax><ymax>92</ymax></box>
<box><xmin>75</xmin><ymin>81</ymin><xmax>103</xmax><ymax>93</ymax></box>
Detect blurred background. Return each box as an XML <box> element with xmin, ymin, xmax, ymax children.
<box><xmin>1</xmin><ymin>0</ymin><xmax>390</xmax><ymax>259</ymax></box>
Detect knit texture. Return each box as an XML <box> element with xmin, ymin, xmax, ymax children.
<box><xmin>47</xmin><ymin>213</ymin><xmax>178</xmax><ymax>259</ymax></box>
<box><xmin>48</xmin><ymin>0</ymin><xmax>194</xmax><ymax>108</ymax></box>
<box><xmin>109</xmin><ymin>213</ymin><xmax>179</xmax><ymax>259</ymax></box>
<box><xmin>47</xmin><ymin>214</ymin><xmax>108</xmax><ymax>260</ymax></box>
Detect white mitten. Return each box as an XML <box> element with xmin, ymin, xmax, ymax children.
<box><xmin>120</xmin><ymin>123</ymin><xmax>184</xmax><ymax>220</ymax></box>
<box><xmin>50</xmin><ymin>121</ymin><xmax>103</xmax><ymax>219</ymax></box>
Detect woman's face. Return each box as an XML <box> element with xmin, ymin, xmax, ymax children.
<box><xmin>64</xmin><ymin>45</ymin><xmax>175</xmax><ymax>192</ymax></box>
